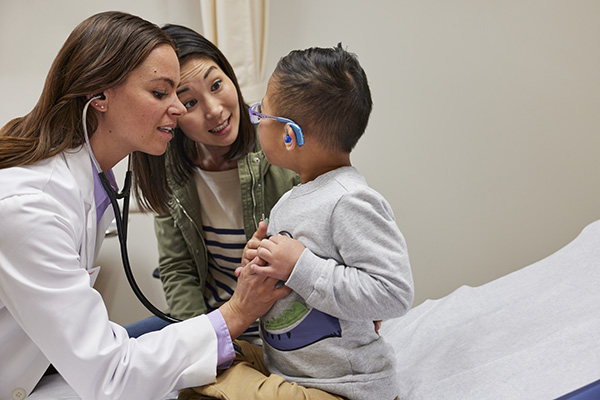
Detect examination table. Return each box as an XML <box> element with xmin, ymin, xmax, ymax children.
<box><xmin>29</xmin><ymin>219</ymin><xmax>600</xmax><ymax>399</ymax></box>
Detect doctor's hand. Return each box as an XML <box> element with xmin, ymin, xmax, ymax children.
<box><xmin>219</xmin><ymin>262</ymin><xmax>291</xmax><ymax>340</ymax></box>
<box><xmin>250</xmin><ymin>234</ymin><xmax>305</xmax><ymax>282</ymax></box>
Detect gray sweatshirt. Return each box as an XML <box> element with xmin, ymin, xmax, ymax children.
<box><xmin>261</xmin><ymin>166</ymin><xmax>414</xmax><ymax>400</ymax></box>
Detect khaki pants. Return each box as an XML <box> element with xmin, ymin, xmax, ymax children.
<box><xmin>178</xmin><ymin>340</ymin><xmax>348</xmax><ymax>400</ymax></box>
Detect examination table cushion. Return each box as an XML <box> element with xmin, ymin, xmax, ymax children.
<box><xmin>380</xmin><ymin>219</ymin><xmax>600</xmax><ymax>399</ymax></box>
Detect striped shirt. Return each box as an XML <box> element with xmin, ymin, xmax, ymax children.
<box><xmin>194</xmin><ymin>167</ymin><xmax>259</xmax><ymax>340</ymax></box>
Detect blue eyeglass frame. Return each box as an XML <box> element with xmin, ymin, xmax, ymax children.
<box><xmin>248</xmin><ymin>103</ymin><xmax>304</xmax><ymax>147</ymax></box>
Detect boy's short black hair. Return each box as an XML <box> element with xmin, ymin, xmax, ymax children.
<box><xmin>270</xmin><ymin>43</ymin><xmax>372</xmax><ymax>152</ymax></box>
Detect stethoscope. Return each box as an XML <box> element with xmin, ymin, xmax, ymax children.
<box><xmin>83</xmin><ymin>95</ymin><xmax>179</xmax><ymax>323</ymax></box>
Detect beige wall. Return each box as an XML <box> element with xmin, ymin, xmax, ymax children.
<box><xmin>266</xmin><ymin>0</ymin><xmax>600</xmax><ymax>305</ymax></box>
<box><xmin>2</xmin><ymin>1</ymin><xmax>599</xmax><ymax>324</ymax></box>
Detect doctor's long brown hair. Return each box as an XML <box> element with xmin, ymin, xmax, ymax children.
<box><xmin>0</xmin><ymin>11</ymin><xmax>175</xmax><ymax>170</ymax></box>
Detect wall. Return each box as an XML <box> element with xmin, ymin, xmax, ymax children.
<box><xmin>266</xmin><ymin>0</ymin><xmax>600</xmax><ymax>304</ymax></box>
<box><xmin>2</xmin><ymin>1</ymin><xmax>599</xmax><ymax>324</ymax></box>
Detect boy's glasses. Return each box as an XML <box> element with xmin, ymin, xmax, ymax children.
<box><xmin>248</xmin><ymin>103</ymin><xmax>304</xmax><ymax>146</ymax></box>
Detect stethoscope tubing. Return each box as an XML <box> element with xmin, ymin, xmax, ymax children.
<box><xmin>83</xmin><ymin>96</ymin><xmax>179</xmax><ymax>324</ymax></box>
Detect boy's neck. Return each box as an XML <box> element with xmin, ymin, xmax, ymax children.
<box><xmin>297</xmin><ymin>150</ymin><xmax>351</xmax><ymax>184</ymax></box>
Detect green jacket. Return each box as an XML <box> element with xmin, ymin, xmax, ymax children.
<box><xmin>154</xmin><ymin>147</ymin><xmax>300</xmax><ymax>320</ymax></box>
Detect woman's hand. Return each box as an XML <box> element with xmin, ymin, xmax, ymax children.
<box><xmin>219</xmin><ymin>262</ymin><xmax>291</xmax><ymax>339</ymax></box>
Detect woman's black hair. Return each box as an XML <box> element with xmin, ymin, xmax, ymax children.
<box><xmin>133</xmin><ymin>24</ymin><xmax>255</xmax><ymax>214</ymax></box>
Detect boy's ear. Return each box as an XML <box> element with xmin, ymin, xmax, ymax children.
<box><xmin>286</xmin><ymin>122</ymin><xmax>305</xmax><ymax>147</ymax></box>
<box><xmin>283</xmin><ymin>124</ymin><xmax>297</xmax><ymax>150</ymax></box>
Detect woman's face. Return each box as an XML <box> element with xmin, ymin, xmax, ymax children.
<box><xmin>96</xmin><ymin>44</ymin><xmax>186</xmax><ymax>170</ymax></box>
<box><xmin>176</xmin><ymin>57</ymin><xmax>240</xmax><ymax>154</ymax></box>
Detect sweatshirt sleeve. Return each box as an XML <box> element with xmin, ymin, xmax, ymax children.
<box><xmin>285</xmin><ymin>188</ymin><xmax>414</xmax><ymax>321</ymax></box>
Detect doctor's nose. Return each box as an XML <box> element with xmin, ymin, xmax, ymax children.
<box><xmin>169</xmin><ymin>97</ymin><xmax>187</xmax><ymax>117</ymax></box>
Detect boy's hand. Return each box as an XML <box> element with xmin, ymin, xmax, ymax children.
<box><xmin>236</xmin><ymin>255</ymin><xmax>266</xmax><ymax>278</ymax></box>
<box><xmin>242</xmin><ymin>221</ymin><xmax>268</xmax><ymax>268</ymax></box>
<box><xmin>251</xmin><ymin>234</ymin><xmax>305</xmax><ymax>282</ymax></box>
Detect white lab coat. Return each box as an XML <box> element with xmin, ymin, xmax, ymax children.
<box><xmin>0</xmin><ymin>147</ymin><xmax>219</xmax><ymax>400</ymax></box>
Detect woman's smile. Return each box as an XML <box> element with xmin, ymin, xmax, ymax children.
<box><xmin>209</xmin><ymin>117</ymin><xmax>231</xmax><ymax>135</ymax></box>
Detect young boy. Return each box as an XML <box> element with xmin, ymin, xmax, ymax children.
<box><xmin>183</xmin><ymin>44</ymin><xmax>413</xmax><ymax>400</ymax></box>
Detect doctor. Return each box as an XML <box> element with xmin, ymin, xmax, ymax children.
<box><xmin>0</xmin><ymin>11</ymin><xmax>289</xmax><ymax>400</ymax></box>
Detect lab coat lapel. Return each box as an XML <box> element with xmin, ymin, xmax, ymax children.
<box><xmin>63</xmin><ymin>147</ymin><xmax>99</xmax><ymax>271</ymax></box>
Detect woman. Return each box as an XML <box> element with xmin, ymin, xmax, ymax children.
<box><xmin>132</xmin><ymin>25</ymin><xmax>299</xmax><ymax>340</ymax></box>
<box><xmin>0</xmin><ymin>11</ymin><xmax>288</xmax><ymax>400</ymax></box>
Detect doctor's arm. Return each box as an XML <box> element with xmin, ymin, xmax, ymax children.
<box><xmin>0</xmin><ymin>192</ymin><xmax>227</xmax><ymax>399</ymax></box>
<box><xmin>0</xmin><ymin>193</ymin><xmax>288</xmax><ymax>400</ymax></box>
